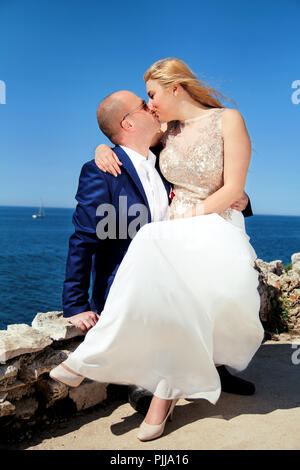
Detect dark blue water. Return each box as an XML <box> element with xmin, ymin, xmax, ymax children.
<box><xmin>0</xmin><ymin>206</ymin><xmax>299</xmax><ymax>330</ymax></box>
<box><xmin>0</xmin><ymin>206</ymin><xmax>74</xmax><ymax>330</ymax></box>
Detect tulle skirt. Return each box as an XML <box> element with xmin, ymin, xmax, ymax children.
<box><xmin>65</xmin><ymin>211</ymin><xmax>264</xmax><ymax>404</ymax></box>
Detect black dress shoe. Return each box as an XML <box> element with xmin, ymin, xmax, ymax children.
<box><xmin>217</xmin><ymin>365</ymin><xmax>255</xmax><ymax>395</ymax></box>
<box><xmin>127</xmin><ymin>385</ymin><xmax>153</xmax><ymax>416</ymax></box>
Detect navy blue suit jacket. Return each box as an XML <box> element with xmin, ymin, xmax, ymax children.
<box><xmin>62</xmin><ymin>145</ymin><xmax>171</xmax><ymax>317</ymax></box>
<box><xmin>63</xmin><ymin>144</ymin><xmax>253</xmax><ymax>317</ymax></box>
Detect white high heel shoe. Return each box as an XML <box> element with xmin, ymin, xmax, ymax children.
<box><xmin>137</xmin><ymin>399</ymin><xmax>179</xmax><ymax>441</ymax></box>
<box><xmin>49</xmin><ymin>364</ymin><xmax>84</xmax><ymax>387</ymax></box>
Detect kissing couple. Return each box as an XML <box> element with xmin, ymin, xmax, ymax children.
<box><xmin>50</xmin><ymin>57</ymin><xmax>264</xmax><ymax>442</ymax></box>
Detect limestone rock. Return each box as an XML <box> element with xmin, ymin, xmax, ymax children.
<box><xmin>0</xmin><ymin>324</ymin><xmax>53</xmax><ymax>362</ymax></box>
<box><xmin>279</xmin><ymin>271</ymin><xmax>300</xmax><ymax>293</ymax></box>
<box><xmin>37</xmin><ymin>379</ymin><xmax>68</xmax><ymax>407</ymax></box>
<box><xmin>32</xmin><ymin>311</ymin><xmax>84</xmax><ymax>341</ymax></box>
<box><xmin>255</xmin><ymin>259</ymin><xmax>283</xmax><ymax>277</ymax></box>
<box><xmin>0</xmin><ymin>400</ymin><xmax>16</xmax><ymax>417</ymax></box>
<box><xmin>267</xmin><ymin>272</ymin><xmax>281</xmax><ymax>289</ymax></box>
<box><xmin>255</xmin><ymin>259</ymin><xmax>278</xmax><ymax>323</ymax></box>
<box><xmin>268</xmin><ymin>260</ymin><xmax>284</xmax><ymax>276</ymax></box>
<box><xmin>289</xmin><ymin>289</ymin><xmax>300</xmax><ymax>307</ymax></box>
<box><xmin>0</xmin><ymin>380</ymin><xmax>36</xmax><ymax>406</ymax></box>
<box><xmin>292</xmin><ymin>252</ymin><xmax>300</xmax><ymax>272</ymax></box>
<box><xmin>19</xmin><ymin>347</ymin><xmax>69</xmax><ymax>382</ymax></box>
<box><xmin>0</xmin><ymin>393</ymin><xmax>7</xmax><ymax>403</ymax></box>
<box><xmin>6</xmin><ymin>383</ymin><xmax>36</xmax><ymax>402</ymax></box>
<box><xmin>0</xmin><ymin>359</ymin><xmax>20</xmax><ymax>384</ymax></box>
<box><xmin>69</xmin><ymin>381</ymin><xmax>107</xmax><ymax>411</ymax></box>
<box><xmin>0</xmin><ymin>379</ymin><xmax>26</xmax><ymax>393</ymax></box>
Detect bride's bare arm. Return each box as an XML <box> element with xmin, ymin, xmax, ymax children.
<box><xmin>95</xmin><ymin>144</ymin><xmax>123</xmax><ymax>176</ymax></box>
<box><xmin>183</xmin><ymin>109</ymin><xmax>251</xmax><ymax>217</ymax></box>
<box><xmin>95</xmin><ymin>123</ymin><xmax>167</xmax><ymax>176</ymax></box>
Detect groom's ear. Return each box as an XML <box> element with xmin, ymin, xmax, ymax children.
<box><xmin>121</xmin><ymin>118</ymin><xmax>134</xmax><ymax>131</ymax></box>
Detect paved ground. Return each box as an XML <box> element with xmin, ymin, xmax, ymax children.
<box><xmin>10</xmin><ymin>336</ymin><xmax>300</xmax><ymax>450</ymax></box>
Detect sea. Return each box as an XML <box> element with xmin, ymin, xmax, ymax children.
<box><xmin>0</xmin><ymin>205</ymin><xmax>299</xmax><ymax>330</ymax></box>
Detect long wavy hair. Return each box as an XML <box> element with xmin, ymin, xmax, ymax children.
<box><xmin>144</xmin><ymin>57</ymin><xmax>233</xmax><ymax>109</ymax></box>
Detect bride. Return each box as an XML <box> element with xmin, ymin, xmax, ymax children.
<box><xmin>50</xmin><ymin>58</ymin><xmax>264</xmax><ymax>441</ymax></box>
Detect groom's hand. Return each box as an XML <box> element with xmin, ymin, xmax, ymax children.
<box><xmin>230</xmin><ymin>191</ymin><xmax>249</xmax><ymax>212</ymax></box>
<box><xmin>68</xmin><ymin>311</ymin><xmax>100</xmax><ymax>333</ymax></box>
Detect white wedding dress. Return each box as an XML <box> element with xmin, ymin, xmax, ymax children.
<box><xmin>64</xmin><ymin>108</ymin><xmax>264</xmax><ymax>404</ymax></box>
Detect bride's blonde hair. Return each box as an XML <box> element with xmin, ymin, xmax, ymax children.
<box><xmin>144</xmin><ymin>57</ymin><xmax>232</xmax><ymax>109</ymax></box>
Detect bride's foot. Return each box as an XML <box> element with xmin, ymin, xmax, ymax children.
<box><xmin>137</xmin><ymin>396</ymin><xmax>178</xmax><ymax>441</ymax></box>
<box><xmin>144</xmin><ymin>396</ymin><xmax>173</xmax><ymax>425</ymax></box>
<box><xmin>49</xmin><ymin>363</ymin><xmax>84</xmax><ymax>387</ymax></box>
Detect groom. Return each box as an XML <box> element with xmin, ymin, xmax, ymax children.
<box><xmin>63</xmin><ymin>90</ymin><xmax>255</xmax><ymax>415</ymax></box>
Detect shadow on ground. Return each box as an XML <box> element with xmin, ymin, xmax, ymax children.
<box><xmin>4</xmin><ymin>341</ymin><xmax>300</xmax><ymax>449</ymax></box>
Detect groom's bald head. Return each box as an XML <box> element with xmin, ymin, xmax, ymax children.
<box><xmin>97</xmin><ymin>91</ymin><xmax>135</xmax><ymax>144</ymax></box>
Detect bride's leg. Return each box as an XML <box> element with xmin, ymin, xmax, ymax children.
<box><xmin>144</xmin><ymin>395</ymin><xmax>173</xmax><ymax>425</ymax></box>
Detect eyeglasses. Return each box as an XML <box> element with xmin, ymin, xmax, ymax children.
<box><xmin>120</xmin><ymin>100</ymin><xmax>149</xmax><ymax>126</ymax></box>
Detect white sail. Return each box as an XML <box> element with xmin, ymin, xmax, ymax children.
<box><xmin>32</xmin><ymin>200</ymin><xmax>45</xmax><ymax>218</ymax></box>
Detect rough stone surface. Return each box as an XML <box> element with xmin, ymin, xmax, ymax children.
<box><xmin>255</xmin><ymin>259</ymin><xmax>279</xmax><ymax>323</ymax></box>
<box><xmin>0</xmin><ymin>359</ymin><xmax>20</xmax><ymax>384</ymax></box>
<box><xmin>69</xmin><ymin>381</ymin><xmax>108</xmax><ymax>411</ymax></box>
<box><xmin>37</xmin><ymin>379</ymin><xmax>69</xmax><ymax>408</ymax></box>
<box><xmin>0</xmin><ymin>400</ymin><xmax>16</xmax><ymax>417</ymax></box>
<box><xmin>6</xmin><ymin>384</ymin><xmax>36</xmax><ymax>402</ymax></box>
<box><xmin>18</xmin><ymin>348</ymin><xmax>69</xmax><ymax>382</ymax></box>
<box><xmin>0</xmin><ymin>393</ymin><xmax>7</xmax><ymax>403</ymax></box>
<box><xmin>255</xmin><ymin>255</ymin><xmax>300</xmax><ymax>332</ymax></box>
<box><xmin>292</xmin><ymin>252</ymin><xmax>300</xmax><ymax>272</ymax></box>
<box><xmin>0</xmin><ymin>324</ymin><xmax>53</xmax><ymax>362</ymax></box>
<box><xmin>32</xmin><ymin>311</ymin><xmax>84</xmax><ymax>341</ymax></box>
<box><xmin>14</xmin><ymin>397</ymin><xmax>39</xmax><ymax>420</ymax></box>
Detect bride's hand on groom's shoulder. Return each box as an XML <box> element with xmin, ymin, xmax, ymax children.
<box><xmin>95</xmin><ymin>144</ymin><xmax>122</xmax><ymax>177</ymax></box>
<box><xmin>68</xmin><ymin>311</ymin><xmax>100</xmax><ymax>333</ymax></box>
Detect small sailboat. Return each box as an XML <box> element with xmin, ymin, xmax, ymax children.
<box><xmin>32</xmin><ymin>201</ymin><xmax>45</xmax><ymax>218</ymax></box>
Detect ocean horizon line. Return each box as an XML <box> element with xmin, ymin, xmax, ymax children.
<box><xmin>0</xmin><ymin>204</ymin><xmax>299</xmax><ymax>217</ymax></box>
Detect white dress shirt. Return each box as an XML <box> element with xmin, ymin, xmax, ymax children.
<box><xmin>120</xmin><ymin>146</ymin><xmax>169</xmax><ymax>222</ymax></box>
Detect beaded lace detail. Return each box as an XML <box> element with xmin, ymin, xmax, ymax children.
<box><xmin>160</xmin><ymin>108</ymin><xmax>232</xmax><ymax>220</ymax></box>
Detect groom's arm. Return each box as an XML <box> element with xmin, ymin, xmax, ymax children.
<box><xmin>242</xmin><ymin>196</ymin><xmax>253</xmax><ymax>217</ymax></box>
<box><xmin>231</xmin><ymin>192</ymin><xmax>253</xmax><ymax>217</ymax></box>
<box><xmin>63</xmin><ymin>161</ymin><xmax>111</xmax><ymax>318</ymax></box>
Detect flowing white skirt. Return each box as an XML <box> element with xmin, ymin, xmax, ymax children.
<box><xmin>65</xmin><ymin>211</ymin><xmax>264</xmax><ymax>404</ymax></box>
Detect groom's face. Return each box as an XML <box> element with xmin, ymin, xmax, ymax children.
<box><xmin>121</xmin><ymin>93</ymin><xmax>161</xmax><ymax>140</ymax></box>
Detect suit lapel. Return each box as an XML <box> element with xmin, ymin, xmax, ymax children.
<box><xmin>151</xmin><ymin>144</ymin><xmax>171</xmax><ymax>198</ymax></box>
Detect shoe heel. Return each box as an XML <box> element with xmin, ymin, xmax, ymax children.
<box><xmin>168</xmin><ymin>399</ymin><xmax>178</xmax><ymax>422</ymax></box>
<box><xmin>137</xmin><ymin>398</ymin><xmax>179</xmax><ymax>442</ymax></box>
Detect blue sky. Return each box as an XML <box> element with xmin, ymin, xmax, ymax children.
<box><xmin>0</xmin><ymin>0</ymin><xmax>299</xmax><ymax>214</ymax></box>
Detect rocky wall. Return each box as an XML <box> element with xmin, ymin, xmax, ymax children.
<box><xmin>0</xmin><ymin>311</ymin><xmax>108</xmax><ymax>438</ymax></box>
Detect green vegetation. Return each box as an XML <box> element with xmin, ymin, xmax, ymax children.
<box><xmin>284</xmin><ymin>263</ymin><xmax>293</xmax><ymax>272</ymax></box>
<box><xmin>268</xmin><ymin>294</ymin><xmax>291</xmax><ymax>334</ymax></box>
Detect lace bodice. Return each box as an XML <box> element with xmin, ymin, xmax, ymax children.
<box><xmin>159</xmin><ymin>107</ymin><xmax>232</xmax><ymax>220</ymax></box>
